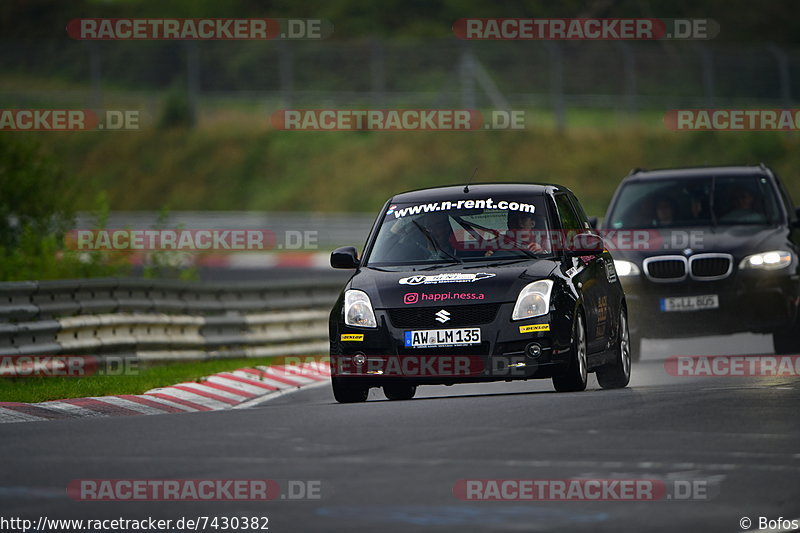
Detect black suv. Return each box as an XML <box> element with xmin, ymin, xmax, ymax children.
<box><xmin>602</xmin><ymin>165</ymin><xmax>800</xmax><ymax>359</ymax></box>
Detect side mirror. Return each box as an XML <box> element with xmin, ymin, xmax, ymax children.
<box><xmin>588</xmin><ymin>216</ymin><xmax>599</xmax><ymax>229</ymax></box>
<box><xmin>569</xmin><ymin>233</ymin><xmax>605</xmax><ymax>256</ymax></box>
<box><xmin>331</xmin><ymin>246</ymin><xmax>359</xmax><ymax>269</ymax></box>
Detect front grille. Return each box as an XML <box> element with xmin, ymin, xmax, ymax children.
<box><xmin>387</xmin><ymin>303</ymin><xmax>501</xmax><ymax>328</ymax></box>
<box><xmin>644</xmin><ymin>257</ymin><xmax>687</xmax><ymax>281</ymax></box>
<box><xmin>690</xmin><ymin>254</ymin><xmax>733</xmax><ymax>280</ymax></box>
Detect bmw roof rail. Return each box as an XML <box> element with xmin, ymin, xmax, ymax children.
<box><xmin>757</xmin><ymin>162</ymin><xmax>774</xmax><ymax>177</ymax></box>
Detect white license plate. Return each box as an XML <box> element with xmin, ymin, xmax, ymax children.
<box><xmin>404</xmin><ymin>328</ymin><xmax>481</xmax><ymax>347</ymax></box>
<box><xmin>660</xmin><ymin>294</ymin><xmax>719</xmax><ymax>312</ymax></box>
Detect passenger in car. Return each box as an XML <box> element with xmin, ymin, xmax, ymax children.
<box><xmin>653</xmin><ymin>198</ymin><xmax>675</xmax><ymax>227</ymax></box>
<box><xmin>418</xmin><ymin>212</ymin><xmax>459</xmax><ymax>258</ymax></box>
<box><xmin>721</xmin><ymin>187</ymin><xmax>764</xmax><ymax>223</ymax></box>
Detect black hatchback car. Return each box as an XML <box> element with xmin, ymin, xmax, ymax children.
<box><xmin>328</xmin><ymin>183</ymin><xmax>630</xmax><ymax>403</ymax></box>
<box><xmin>602</xmin><ymin>165</ymin><xmax>800</xmax><ymax>359</ymax></box>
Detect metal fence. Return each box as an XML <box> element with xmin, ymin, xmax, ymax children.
<box><xmin>2</xmin><ymin>38</ymin><xmax>798</xmax><ymax>128</ymax></box>
<box><xmin>0</xmin><ymin>278</ymin><xmax>342</xmax><ymax>361</ymax></box>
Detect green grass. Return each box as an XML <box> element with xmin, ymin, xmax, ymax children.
<box><xmin>0</xmin><ymin>355</ymin><xmax>326</xmax><ymax>403</ymax></box>
<box><xmin>29</xmin><ymin>121</ymin><xmax>800</xmax><ymax>219</ymax></box>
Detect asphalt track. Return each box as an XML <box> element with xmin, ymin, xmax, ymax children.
<box><xmin>0</xmin><ymin>334</ymin><xmax>798</xmax><ymax>533</ymax></box>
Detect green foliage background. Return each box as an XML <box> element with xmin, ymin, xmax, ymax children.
<box><xmin>2</xmin><ymin>0</ymin><xmax>799</xmax><ymax>280</ymax></box>
<box><xmin>34</xmin><ymin>126</ymin><xmax>800</xmax><ymax>219</ymax></box>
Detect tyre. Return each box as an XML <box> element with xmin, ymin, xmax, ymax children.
<box><xmin>597</xmin><ymin>307</ymin><xmax>632</xmax><ymax>389</ymax></box>
<box><xmin>553</xmin><ymin>312</ymin><xmax>588</xmax><ymax>392</ymax></box>
<box><xmin>331</xmin><ymin>378</ymin><xmax>369</xmax><ymax>403</ymax></box>
<box><xmin>383</xmin><ymin>383</ymin><xmax>417</xmax><ymax>401</ymax></box>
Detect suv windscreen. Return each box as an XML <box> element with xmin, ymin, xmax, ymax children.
<box><xmin>607</xmin><ymin>175</ymin><xmax>782</xmax><ymax>229</ymax></box>
<box><xmin>365</xmin><ymin>195</ymin><xmax>554</xmax><ymax>266</ymax></box>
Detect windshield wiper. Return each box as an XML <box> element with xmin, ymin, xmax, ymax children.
<box><xmin>411</xmin><ymin>220</ymin><xmax>463</xmax><ymax>264</ymax></box>
<box><xmin>463</xmin><ymin>258</ymin><xmax>531</xmax><ymax>268</ymax></box>
<box><xmin>417</xmin><ymin>262</ymin><xmax>462</xmax><ymax>271</ymax></box>
<box><xmin>366</xmin><ymin>265</ymin><xmax>395</xmax><ymax>272</ymax></box>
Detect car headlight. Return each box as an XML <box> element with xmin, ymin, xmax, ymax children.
<box><xmin>344</xmin><ymin>289</ymin><xmax>377</xmax><ymax>328</ymax></box>
<box><xmin>614</xmin><ymin>260</ymin><xmax>640</xmax><ymax>277</ymax></box>
<box><xmin>512</xmin><ymin>280</ymin><xmax>553</xmax><ymax>320</ymax></box>
<box><xmin>739</xmin><ymin>250</ymin><xmax>793</xmax><ymax>271</ymax></box>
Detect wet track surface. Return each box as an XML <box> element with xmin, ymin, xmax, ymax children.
<box><xmin>1</xmin><ymin>334</ymin><xmax>798</xmax><ymax>532</ymax></box>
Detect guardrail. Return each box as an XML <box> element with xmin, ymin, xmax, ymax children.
<box><xmin>0</xmin><ymin>278</ymin><xmax>342</xmax><ymax>361</ymax></box>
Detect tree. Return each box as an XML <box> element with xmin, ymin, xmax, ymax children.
<box><xmin>0</xmin><ymin>136</ymin><xmax>77</xmax><ymax>251</ymax></box>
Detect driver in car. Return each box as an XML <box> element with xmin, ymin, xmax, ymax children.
<box><xmin>506</xmin><ymin>211</ymin><xmax>546</xmax><ymax>252</ymax></box>
<box><xmin>485</xmin><ymin>211</ymin><xmax>547</xmax><ymax>256</ymax></box>
<box><xmin>653</xmin><ymin>198</ymin><xmax>676</xmax><ymax>226</ymax></box>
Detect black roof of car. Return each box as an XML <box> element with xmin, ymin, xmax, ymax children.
<box><xmin>389</xmin><ymin>182</ymin><xmax>569</xmax><ymax>203</ymax></box>
<box><xmin>623</xmin><ymin>165</ymin><xmax>771</xmax><ymax>182</ymax></box>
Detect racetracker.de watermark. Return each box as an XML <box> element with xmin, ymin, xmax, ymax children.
<box><xmin>67</xmin><ymin>18</ymin><xmax>332</xmax><ymax>40</ymax></box>
<box><xmin>453</xmin><ymin>18</ymin><xmax>718</xmax><ymax>40</ymax></box>
<box><xmin>67</xmin><ymin>479</ymin><xmax>321</xmax><ymax>501</ymax></box>
<box><xmin>455</xmin><ymin>229</ymin><xmax>705</xmax><ymax>253</ymax></box>
<box><xmin>0</xmin><ymin>356</ymin><xmax>138</xmax><ymax>378</ymax></box>
<box><xmin>0</xmin><ymin>110</ymin><xmax>139</xmax><ymax>131</ymax></box>
<box><xmin>665</xmin><ymin>109</ymin><xmax>800</xmax><ymax>131</ymax></box>
<box><xmin>453</xmin><ymin>478</ymin><xmax>716</xmax><ymax>501</ymax></box>
<box><xmin>329</xmin><ymin>354</ymin><xmax>584</xmax><ymax>379</ymax></box>
<box><xmin>664</xmin><ymin>355</ymin><xmax>800</xmax><ymax>377</ymax></box>
<box><xmin>270</xmin><ymin>109</ymin><xmax>526</xmax><ymax>131</ymax></box>
<box><xmin>65</xmin><ymin>229</ymin><xmax>319</xmax><ymax>251</ymax></box>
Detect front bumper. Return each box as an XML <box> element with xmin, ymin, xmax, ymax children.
<box><xmin>620</xmin><ymin>270</ymin><xmax>799</xmax><ymax>338</ymax></box>
<box><xmin>330</xmin><ymin>303</ymin><xmax>574</xmax><ymax>385</ymax></box>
